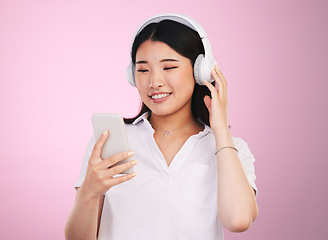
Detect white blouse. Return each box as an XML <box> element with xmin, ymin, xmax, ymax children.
<box><xmin>75</xmin><ymin>112</ymin><xmax>257</xmax><ymax>240</ymax></box>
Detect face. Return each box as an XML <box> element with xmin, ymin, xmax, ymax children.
<box><xmin>135</xmin><ymin>40</ymin><xmax>195</xmax><ymax>118</ymax></box>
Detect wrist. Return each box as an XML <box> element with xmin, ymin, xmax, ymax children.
<box><xmin>213</xmin><ymin>127</ymin><xmax>234</xmax><ymax>148</ymax></box>
<box><xmin>78</xmin><ymin>184</ymin><xmax>102</xmax><ymax>204</ymax></box>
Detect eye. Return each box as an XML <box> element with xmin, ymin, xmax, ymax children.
<box><xmin>137</xmin><ymin>69</ymin><xmax>149</xmax><ymax>73</ymax></box>
<box><xmin>163</xmin><ymin>66</ymin><xmax>178</xmax><ymax>70</ymax></box>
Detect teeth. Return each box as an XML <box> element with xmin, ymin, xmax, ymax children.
<box><xmin>151</xmin><ymin>93</ymin><xmax>170</xmax><ymax>99</ymax></box>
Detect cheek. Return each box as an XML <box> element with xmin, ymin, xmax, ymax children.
<box><xmin>184</xmin><ymin>74</ymin><xmax>196</xmax><ymax>100</ymax></box>
<box><xmin>135</xmin><ymin>80</ymin><xmax>148</xmax><ymax>99</ymax></box>
<box><xmin>176</xmin><ymin>70</ymin><xmax>195</xmax><ymax>92</ymax></box>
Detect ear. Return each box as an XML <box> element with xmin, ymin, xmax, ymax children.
<box><xmin>203</xmin><ymin>95</ymin><xmax>212</xmax><ymax>111</ymax></box>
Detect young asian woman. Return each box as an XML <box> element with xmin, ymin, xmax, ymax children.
<box><xmin>65</xmin><ymin>14</ymin><xmax>258</xmax><ymax>240</ymax></box>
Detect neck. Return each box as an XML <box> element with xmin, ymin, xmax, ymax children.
<box><xmin>149</xmin><ymin>109</ymin><xmax>195</xmax><ymax>131</ymax></box>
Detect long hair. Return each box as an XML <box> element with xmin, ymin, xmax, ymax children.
<box><xmin>124</xmin><ymin>20</ymin><xmax>214</xmax><ymax>126</ymax></box>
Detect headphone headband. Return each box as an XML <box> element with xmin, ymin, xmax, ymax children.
<box><xmin>133</xmin><ymin>14</ymin><xmax>208</xmax><ymax>40</ymax></box>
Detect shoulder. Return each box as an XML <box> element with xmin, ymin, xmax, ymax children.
<box><xmin>125</xmin><ymin>121</ymin><xmax>145</xmax><ymax>133</ymax></box>
<box><xmin>232</xmin><ymin>137</ymin><xmax>254</xmax><ymax>156</ymax></box>
<box><xmin>124</xmin><ymin>121</ymin><xmax>151</xmax><ymax>143</ymax></box>
<box><xmin>124</xmin><ymin>112</ymin><xmax>152</xmax><ymax>135</ymax></box>
<box><xmin>232</xmin><ymin>137</ymin><xmax>249</xmax><ymax>149</ymax></box>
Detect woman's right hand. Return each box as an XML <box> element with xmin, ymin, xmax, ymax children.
<box><xmin>80</xmin><ymin>130</ymin><xmax>138</xmax><ymax>200</ymax></box>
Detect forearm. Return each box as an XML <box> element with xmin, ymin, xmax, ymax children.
<box><xmin>214</xmin><ymin>128</ymin><xmax>258</xmax><ymax>232</ymax></box>
<box><xmin>65</xmin><ymin>188</ymin><xmax>103</xmax><ymax>240</ymax></box>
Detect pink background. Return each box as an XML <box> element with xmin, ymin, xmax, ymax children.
<box><xmin>1</xmin><ymin>0</ymin><xmax>327</xmax><ymax>239</ymax></box>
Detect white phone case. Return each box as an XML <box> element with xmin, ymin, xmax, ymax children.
<box><xmin>91</xmin><ymin>113</ymin><xmax>133</xmax><ymax>174</ymax></box>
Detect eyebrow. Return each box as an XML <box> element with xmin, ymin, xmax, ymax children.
<box><xmin>136</xmin><ymin>60</ymin><xmax>148</xmax><ymax>64</ymax></box>
<box><xmin>136</xmin><ymin>59</ymin><xmax>179</xmax><ymax>64</ymax></box>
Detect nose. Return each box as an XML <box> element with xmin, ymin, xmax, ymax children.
<box><xmin>149</xmin><ymin>70</ymin><xmax>164</xmax><ymax>88</ymax></box>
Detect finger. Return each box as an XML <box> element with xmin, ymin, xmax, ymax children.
<box><xmin>101</xmin><ymin>151</ymin><xmax>135</xmax><ymax>169</ymax></box>
<box><xmin>215</xmin><ymin>66</ymin><xmax>227</xmax><ymax>85</ymax></box>
<box><xmin>107</xmin><ymin>159</ymin><xmax>138</xmax><ymax>176</ymax></box>
<box><xmin>214</xmin><ymin>66</ymin><xmax>227</xmax><ymax>98</ymax></box>
<box><xmin>109</xmin><ymin>172</ymin><xmax>137</xmax><ymax>186</ymax></box>
<box><xmin>203</xmin><ymin>80</ymin><xmax>218</xmax><ymax>98</ymax></box>
<box><xmin>91</xmin><ymin>130</ymin><xmax>109</xmax><ymax>160</ymax></box>
<box><xmin>212</xmin><ymin>67</ymin><xmax>226</xmax><ymax>100</ymax></box>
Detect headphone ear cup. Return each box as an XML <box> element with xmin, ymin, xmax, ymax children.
<box><xmin>194</xmin><ymin>54</ymin><xmax>216</xmax><ymax>85</ymax></box>
<box><xmin>193</xmin><ymin>54</ymin><xmax>205</xmax><ymax>85</ymax></box>
<box><xmin>126</xmin><ymin>63</ymin><xmax>136</xmax><ymax>87</ymax></box>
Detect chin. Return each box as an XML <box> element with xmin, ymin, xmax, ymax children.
<box><xmin>148</xmin><ymin>108</ymin><xmax>173</xmax><ymax>117</ymax></box>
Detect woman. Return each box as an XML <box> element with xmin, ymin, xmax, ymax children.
<box><xmin>65</xmin><ymin>14</ymin><xmax>258</xmax><ymax>240</ymax></box>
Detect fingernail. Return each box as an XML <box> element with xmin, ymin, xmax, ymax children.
<box><xmin>102</xmin><ymin>129</ymin><xmax>108</xmax><ymax>136</ymax></box>
<box><xmin>131</xmin><ymin>172</ymin><xmax>137</xmax><ymax>177</ymax></box>
<box><xmin>127</xmin><ymin>151</ymin><xmax>135</xmax><ymax>156</ymax></box>
<box><xmin>131</xmin><ymin>160</ymin><xmax>138</xmax><ymax>165</ymax></box>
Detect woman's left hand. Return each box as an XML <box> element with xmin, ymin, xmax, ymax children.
<box><xmin>203</xmin><ymin>65</ymin><xmax>229</xmax><ymax>132</ymax></box>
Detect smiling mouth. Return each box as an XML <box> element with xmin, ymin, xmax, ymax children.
<box><xmin>150</xmin><ymin>93</ymin><xmax>172</xmax><ymax>99</ymax></box>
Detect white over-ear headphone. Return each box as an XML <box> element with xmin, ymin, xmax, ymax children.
<box><xmin>127</xmin><ymin>13</ymin><xmax>216</xmax><ymax>87</ymax></box>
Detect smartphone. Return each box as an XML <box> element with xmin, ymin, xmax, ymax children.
<box><xmin>91</xmin><ymin>113</ymin><xmax>133</xmax><ymax>174</ymax></box>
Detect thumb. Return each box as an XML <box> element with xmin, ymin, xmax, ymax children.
<box><xmin>91</xmin><ymin>129</ymin><xmax>109</xmax><ymax>161</ymax></box>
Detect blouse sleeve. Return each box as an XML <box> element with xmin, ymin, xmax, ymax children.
<box><xmin>74</xmin><ymin>135</ymin><xmax>96</xmax><ymax>188</ymax></box>
<box><xmin>233</xmin><ymin>137</ymin><xmax>258</xmax><ymax>195</ymax></box>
